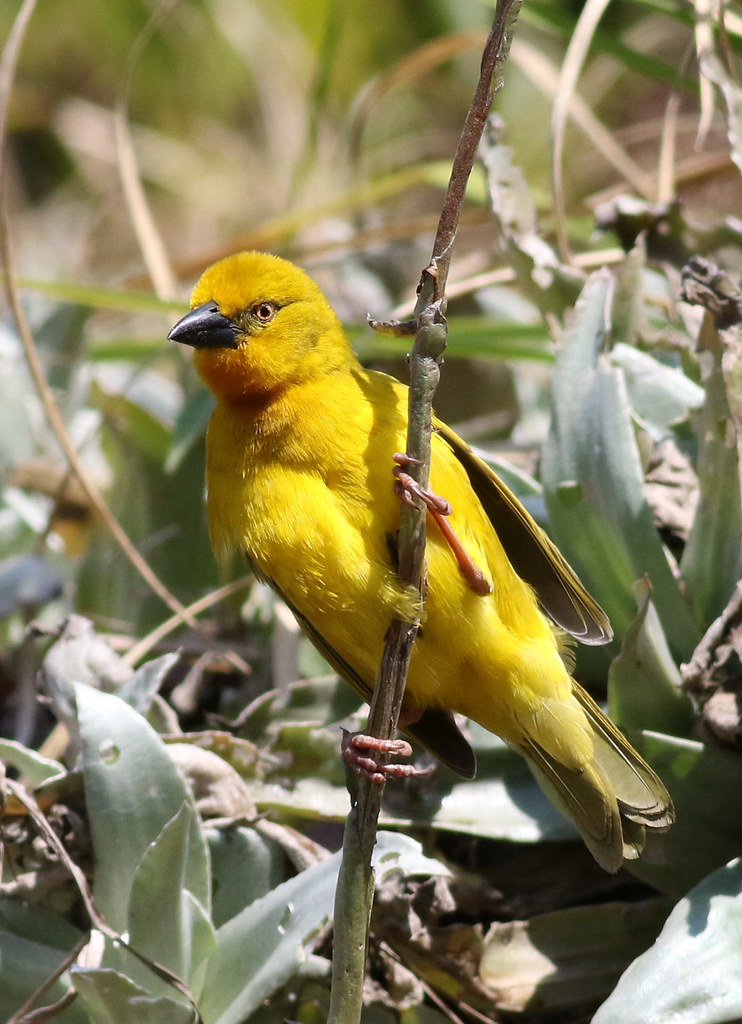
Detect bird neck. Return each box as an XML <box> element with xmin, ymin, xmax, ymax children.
<box><xmin>193</xmin><ymin>324</ymin><xmax>357</xmax><ymax>408</ymax></box>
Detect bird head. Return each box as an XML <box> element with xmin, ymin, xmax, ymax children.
<box><xmin>169</xmin><ymin>252</ymin><xmax>352</xmax><ymax>403</ymax></box>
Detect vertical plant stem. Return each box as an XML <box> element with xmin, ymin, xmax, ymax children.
<box><xmin>327</xmin><ymin>4</ymin><xmax>522</xmax><ymax>1023</ymax></box>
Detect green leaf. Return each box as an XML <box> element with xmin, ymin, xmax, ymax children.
<box><xmin>374</xmin><ymin>830</ymin><xmax>452</xmax><ymax>879</ymax></box>
<box><xmin>93</xmin><ymin>383</ymin><xmax>173</xmax><ymax>463</ymax></box>
<box><xmin>206</xmin><ymin>826</ymin><xmax>288</xmax><ymax>929</ymax></box>
<box><xmin>471</xmin><ymin>445</ymin><xmax>543</xmax><ymax>498</ymax></box>
<box><xmin>237</xmin><ymin>675</ymin><xmax>362</xmax><ymax>745</ymax></box>
<box><xmin>680</xmin><ymin>318</ymin><xmax>742</xmax><ymax>626</ymax></box>
<box><xmin>16</xmin><ymin>276</ymin><xmax>179</xmax><ymax>315</ymax></box>
<box><xmin>627</xmin><ymin>732</ymin><xmax>742</xmax><ymax>894</ymax></box>
<box><xmin>593</xmin><ymin>860</ymin><xmax>742</xmax><ymax>1024</ymax></box>
<box><xmin>71</xmin><ymin>968</ymin><xmax>198</xmax><ymax>1024</ymax></box>
<box><xmin>251</xmin><ymin>725</ymin><xmax>573</xmax><ymax>845</ymax></box>
<box><xmin>0</xmin><ymin>737</ymin><xmax>65</xmax><ymax>785</ymax></box>
<box><xmin>352</xmin><ymin>318</ymin><xmax>553</xmax><ymax>364</ymax></box>
<box><xmin>609</xmin><ymin>343</ymin><xmax>704</xmax><ymax>440</ymax></box>
<box><xmin>199</xmin><ymin>850</ymin><xmax>342</xmax><ymax>1024</ymax></box>
<box><xmin>0</xmin><ymin>898</ymin><xmax>83</xmax><ymax>950</ymax></box>
<box><xmin>0</xmin><ymin>902</ymin><xmax>85</xmax><ymax>1023</ymax></box>
<box><xmin>96</xmin><ymin>939</ymin><xmax>192</xmax><ymax>1006</ymax></box>
<box><xmin>0</xmin><ymin>925</ymin><xmax>85</xmax><ymax>1023</ymax></box>
<box><xmin>608</xmin><ymin>579</ymin><xmax>695</xmax><ymax>737</ymax></box>
<box><xmin>611</xmin><ymin>239</ymin><xmax>646</xmax><ymax>348</ymax></box>
<box><xmin>118</xmin><ymin>652</ymin><xmax>180</xmax><ymax>714</ymax></box>
<box><xmin>520</xmin><ymin>0</ymin><xmax>697</xmax><ymax>89</ymax></box>
<box><xmin>37</xmin><ymin>304</ymin><xmax>92</xmax><ymax>395</ymax></box>
<box><xmin>540</xmin><ymin>270</ymin><xmax>701</xmax><ymax>661</ymax></box>
<box><xmin>399</xmin><ymin>727</ymin><xmax>573</xmax><ymax>843</ymax></box>
<box><xmin>75</xmin><ymin>684</ymin><xmax>193</xmax><ymax>931</ymax></box>
<box><xmin>128</xmin><ymin>802</ymin><xmax>215</xmax><ymax>987</ymax></box>
<box><xmin>199</xmin><ymin>832</ymin><xmax>449</xmax><ymax>1024</ymax></box>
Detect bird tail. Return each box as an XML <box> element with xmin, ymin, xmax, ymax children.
<box><xmin>521</xmin><ymin>681</ymin><xmax>674</xmax><ymax>873</ymax></box>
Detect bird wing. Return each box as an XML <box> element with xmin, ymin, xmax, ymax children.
<box><xmin>267</xmin><ymin>574</ymin><xmax>477</xmax><ymax>779</ymax></box>
<box><xmin>434</xmin><ymin>420</ymin><xmax>613</xmax><ymax>646</ymax></box>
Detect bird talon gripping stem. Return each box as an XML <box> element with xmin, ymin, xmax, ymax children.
<box><xmin>392</xmin><ymin>453</ymin><xmax>490</xmax><ymax>595</ymax></box>
<box><xmin>341</xmin><ymin>729</ymin><xmax>434</xmax><ymax>784</ymax></box>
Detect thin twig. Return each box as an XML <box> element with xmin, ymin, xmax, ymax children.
<box><xmin>0</xmin><ymin>3</ymin><xmax>200</xmax><ymax>632</ymax></box>
<box><xmin>327</xmin><ymin>5</ymin><xmax>522</xmax><ymax>1023</ymax></box>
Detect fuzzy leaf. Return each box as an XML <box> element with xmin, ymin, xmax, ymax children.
<box><xmin>75</xmin><ymin>684</ymin><xmax>192</xmax><ymax>931</ymax></box>
<box><xmin>0</xmin><ymin>738</ymin><xmax>65</xmax><ymax>785</ymax></box>
<box><xmin>199</xmin><ymin>851</ymin><xmax>341</xmax><ymax>1024</ymax></box>
<box><xmin>608</xmin><ymin>579</ymin><xmax>695</xmax><ymax>737</ymax></box>
<box><xmin>680</xmin><ymin>316</ymin><xmax>742</xmax><ymax>626</ymax></box>
<box><xmin>627</xmin><ymin>732</ymin><xmax>742</xmax><ymax>895</ymax></box>
<box><xmin>609</xmin><ymin>342</ymin><xmax>704</xmax><ymax>440</ymax></box>
<box><xmin>199</xmin><ymin>832</ymin><xmax>448</xmax><ymax>1024</ymax></box>
<box><xmin>593</xmin><ymin>860</ymin><xmax>742</xmax><ymax>1024</ymax></box>
<box><xmin>117</xmin><ymin>652</ymin><xmax>180</xmax><ymax>713</ymax></box>
<box><xmin>71</xmin><ymin>968</ymin><xmax>198</xmax><ymax>1024</ymax></box>
<box><xmin>541</xmin><ymin>270</ymin><xmax>700</xmax><ymax>661</ymax></box>
<box><xmin>0</xmin><ymin>903</ymin><xmax>85</xmax><ymax>1023</ymax></box>
<box><xmin>127</xmin><ymin>802</ymin><xmax>214</xmax><ymax>986</ymax></box>
<box><xmin>206</xmin><ymin>826</ymin><xmax>288</xmax><ymax>930</ymax></box>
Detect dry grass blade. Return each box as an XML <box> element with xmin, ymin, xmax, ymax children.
<box><xmin>114</xmin><ymin>0</ymin><xmax>180</xmax><ymax>302</ymax></box>
<box><xmin>350</xmin><ymin>30</ymin><xmax>488</xmax><ymax>160</ymax></box>
<box><xmin>122</xmin><ymin>575</ymin><xmax>253</xmax><ymax>667</ymax></box>
<box><xmin>694</xmin><ymin>0</ymin><xmax>719</xmax><ymax>147</ymax></box>
<box><xmin>551</xmin><ymin>0</ymin><xmax>646</xmax><ymax>261</ymax></box>
<box><xmin>0</xmin><ymin>0</ymin><xmax>37</xmax><ymax>128</ymax></box>
<box><xmin>657</xmin><ymin>90</ymin><xmax>681</xmax><ymax>203</ymax></box>
<box><xmin>513</xmin><ymin>37</ymin><xmax>654</xmax><ymax>201</ymax></box>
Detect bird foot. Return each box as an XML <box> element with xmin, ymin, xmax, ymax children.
<box><xmin>392</xmin><ymin>453</ymin><xmax>492</xmax><ymax>596</ymax></box>
<box><xmin>341</xmin><ymin>729</ymin><xmax>434</xmax><ymax>784</ymax></box>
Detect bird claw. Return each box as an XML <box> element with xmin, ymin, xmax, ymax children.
<box><xmin>392</xmin><ymin>453</ymin><xmax>492</xmax><ymax>597</ymax></box>
<box><xmin>341</xmin><ymin>729</ymin><xmax>434</xmax><ymax>784</ymax></box>
<box><xmin>393</xmin><ymin>472</ymin><xmax>453</xmax><ymax>516</ymax></box>
<box><xmin>392</xmin><ymin>454</ymin><xmax>453</xmax><ymax>516</ymax></box>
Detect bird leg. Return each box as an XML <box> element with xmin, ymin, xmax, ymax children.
<box><xmin>392</xmin><ymin>453</ymin><xmax>492</xmax><ymax>596</ymax></box>
<box><xmin>341</xmin><ymin>729</ymin><xmax>434</xmax><ymax>784</ymax></box>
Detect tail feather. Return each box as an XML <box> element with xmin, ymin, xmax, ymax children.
<box><xmin>521</xmin><ymin>681</ymin><xmax>674</xmax><ymax>873</ymax></box>
<box><xmin>573</xmin><ymin>681</ymin><xmax>673</xmax><ymax>829</ymax></box>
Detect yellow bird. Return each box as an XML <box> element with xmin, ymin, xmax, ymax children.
<box><xmin>169</xmin><ymin>251</ymin><xmax>673</xmax><ymax>872</ymax></box>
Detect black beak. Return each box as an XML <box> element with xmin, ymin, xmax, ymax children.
<box><xmin>168</xmin><ymin>301</ymin><xmax>241</xmax><ymax>350</ymax></box>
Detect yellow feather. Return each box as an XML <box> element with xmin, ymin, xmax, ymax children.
<box><xmin>169</xmin><ymin>251</ymin><xmax>674</xmax><ymax>871</ymax></box>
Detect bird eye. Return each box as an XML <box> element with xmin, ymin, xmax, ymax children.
<box><xmin>253</xmin><ymin>301</ymin><xmax>277</xmax><ymax>323</ymax></box>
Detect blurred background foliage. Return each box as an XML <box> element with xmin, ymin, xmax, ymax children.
<box><xmin>2</xmin><ymin>0</ymin><xmax>742</xmax><ymax>1022</ymax></box>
